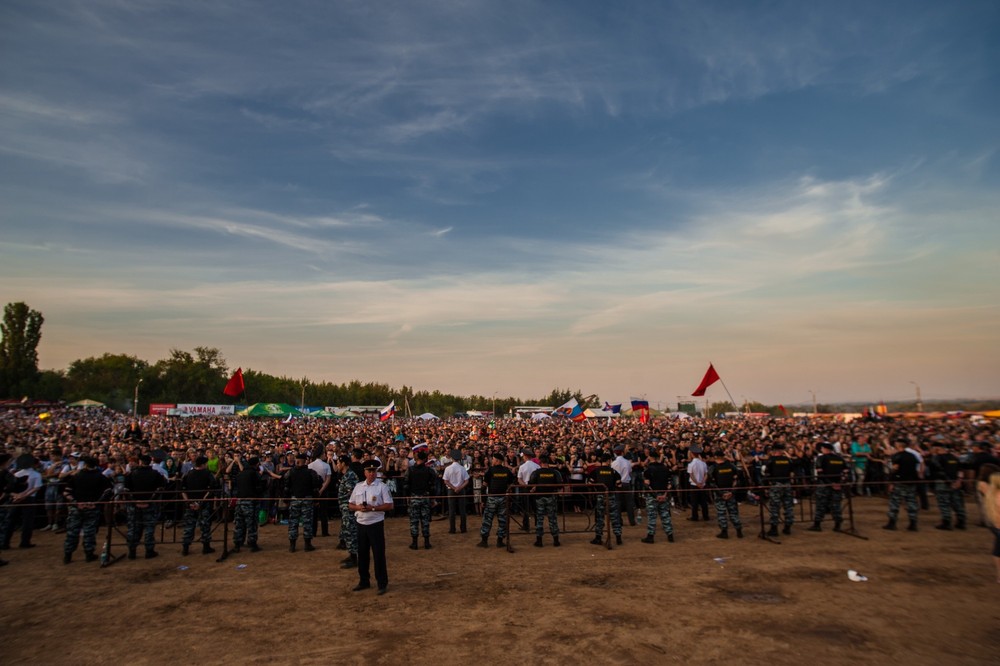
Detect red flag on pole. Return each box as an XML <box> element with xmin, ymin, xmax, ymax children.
<box><xmin>691</xmin><ymin>364</ymin><xmax>720</xmax><ymax>396</ymax></box>
<box><xmin>223</xmin><ymin>368</ymin><xmax>245</xmax><ymax>397</ymax></box>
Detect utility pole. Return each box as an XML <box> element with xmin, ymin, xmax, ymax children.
<box><xmin>910</xmin><ymin>381</ymin><xmax>923</xmax><ymax>413</ymax></box>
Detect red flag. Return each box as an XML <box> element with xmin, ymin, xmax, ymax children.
<box><xmin>691</xmin><ymin>363</ymin><xmax>720</xmax><ymax>396</ymax></box>
<box><xmin>778</xmin><ymin>404</ymin><xmax>788</xmax><ymax>417</ymax></box>
<box><xmin>223</xmin><ymin>368</ymin><xmax>245</xmax><ymax>397</ymax></box>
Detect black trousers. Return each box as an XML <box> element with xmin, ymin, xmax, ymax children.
<box><xmin>689</xmin><ymin>488</ymin><xmax>710</xmax><ymax>519</ymax></box>
<box><xmin>357</xmin><ymin>521</ymin><xmax>388</xmax><ymax>589</ymax></box>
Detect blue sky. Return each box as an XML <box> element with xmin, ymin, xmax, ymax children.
<box><xmin>2</xmin><ymin>0</ymin><xmax>998</xmax><ymax>406</ymax></box>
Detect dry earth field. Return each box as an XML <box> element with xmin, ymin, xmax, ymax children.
<box><xmin>2</xmin><ymin>498</ymin><xmax>997</xmax><ymax>665</ymax></box>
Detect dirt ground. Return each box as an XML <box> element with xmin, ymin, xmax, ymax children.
<box><xmin>2</xmin><ymin>498</ymin><xmax>997</xmax><ymax>665</ymax></box>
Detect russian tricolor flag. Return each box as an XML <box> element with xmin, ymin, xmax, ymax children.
<box><xmin>379</xmin><ymin>400</ymin><xmax>395</xmax><ymax>422</ymax></box>
<box><xmin>553</xmin><ymin>398</ymin><xmax>586</xmax><ymax>422</ymax></box>
<box><xmin>630</xmin><ymin>397</ymin><xmax>649</xmax><ymax>411</ymax></box>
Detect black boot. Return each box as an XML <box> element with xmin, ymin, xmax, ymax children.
<box><xmin>85</xmin><ymin>551</ymin><xmax>98</xmax><ymax>563</ymax></box>
<box><xmin>935</xmin><ymin>521</ymin><xmax>952</xmax><ymax>531</ymax></box>
<box><xmin>716</xmin><ymin>528</ymin><xmax>729</xmax><ymax>539</ymax></box>
<box><xmin>476</xmin><ymin>536</ymin><xmax>489</xmax><ymax>548</ymax></box>
<box><xmin>249</xmin><ymin>542</ymin><xmax>261</xmax><ymax>552</ymax></box>
<box><xmin>907</xmin><ymin>521</ymin><xmax>918</xmax><ymax>532</ymax></box>
<box><xmin>182</xmin><ymin>544</ymin><xmax>190</xmax><ymax>556</ymax></box>
<box><xmin>340</xmin><ymin>553</ymin><xmax>357</xmax><ymax>569</ymax></box>
<box><xmin>202</xmin><ymin>543</ymin><xmax>215</xmax><ymax>555</ymax></box>
<box><xmin>553</xmin><ymin>536</ymin><xmax>560</xmax><ymax>547</ymax></box>
<box><xmin>496</xmin><ymin>537</ymin><xmax>505</xmax><ymax>548</ymax></box>
<box><xmin>304</xmin><ymin>539</ymin><xmax>315</xmax><ymax>552</ymax></box>
<box><xmin>832</xmin><ymin>522</ymin><xmax>841</xmax><ymax>532</ymax></box>
<box><xmin>667</xmin><ymin>533</ymin><xmax>675</xmax><ymax>543</ymax></box>
<box><xmin>615</xmin><ymin>534</ymin><xmax>622</xmax><ymax>545</ymax></box>
<box><xmin>782</xmin><ymin>525</ymin><xmax>792</xmax><ymax>535</ymax></box>
<box><xmin>289</xmin><ymin>539</ymin><xmax>297</xmax><ymax>553</ymax></box>
<box><xmin>955</xmin><ymin>520</ymin><xmax>966</xmax><ymax>530</ymax></box>
<box><xmin>424</xmin><ymin>536</ymin><xmax>432</xmax><ymax>550</ymax></box>
<box><xmin>767</xmin><ymin>526</ymin><xmax>779</xmax><ymax>537</ymax></box>
<box><xmin>883</xmin><ymin>519</ymin><xmax>897</xmax><ymax>530</ymax></box>
<box><xmin>590</xmin><ymin>535</ymin><xmax>603</xmax><ymax>545</ymax></box>
<box><xmin>410</xmin><ymin>536</ymin><xmax>419</xmax><ymax>550</ymax></box>
<box><xmin>641</xmin><ymin>534</ymin><xmax>655</xmax><ymax>544</ymax></box>
<box><xmin>336</xmin><ymin>540</ymin><xmax>347</xmax><ymax>550</ymax></box>
<box><xmin>144</xmin><ymin>550</ymin><xmax>158</xmax><ymax>560</ymax></box>
<box><xmin>807</xmin><ymin>522</ymin><xmax>821</xmax><ymax>532</ymax></box>
<box><xmin>64</xmin><ymin>552</ymin><xmax>72</xmax><ymax>564</ymax></box>
<box><xmin>232</xmin><ymin>543</ymin><xmax>242</xmax><ymax>553</ymax></box>
<box><xmin>128</xmin><ymin>547</ymin><xmax>137</xmax><ymax>560</ymax></box>
<box><xmin>534</xmin><ymin>536</ymin><xmax>543</xmax><ymax>548</ymax></box>
<box><xmin>735</xmin><ymin>527</ymin><xmax>743</xmax><ymax>539</ymax></box>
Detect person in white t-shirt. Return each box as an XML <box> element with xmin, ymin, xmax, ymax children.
<box><xmin>517</xmin><ymin>449</ymin><xmax>540</xmax><ymax>532</ymax></box>
<box><xmin>443</xmin><ymin>450</ymin><xmax>470</xmax><ymax>533</ymax></box>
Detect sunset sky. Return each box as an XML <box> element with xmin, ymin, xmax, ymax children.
<box><xmin>2</xmin><ymin>1</ymin><xmax>998</xmax><ymax>407</ymax></box>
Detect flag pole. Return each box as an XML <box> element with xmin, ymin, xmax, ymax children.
<box><xmin>711</xmin><ymin>361</ymin><xmax>739</xmax><ymax>416</ymax></box>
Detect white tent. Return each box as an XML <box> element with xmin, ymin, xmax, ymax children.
<box><xmin>416</xmin><ymin>412</ymin><xmax>439</xmax><ymax>420</ymax></box>
<box><xmin>530</xmin><ymin>412</ymin><xmax>551</xmax><ymax>420</ymax></box>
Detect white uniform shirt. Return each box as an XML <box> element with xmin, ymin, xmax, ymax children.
<box><xmin>687</xmin><ymin>458</ymin><xmax>709</xmax><ymax>487</ymax></box>
<box><xmin>443</xmin><ymin>461</ymin><xmax>470</xmax><ymax>490</ymax></box>
<box><xmin>308</xmin><ymin>458</ymin><xmax>331</xmax><ymax>481</ymax></box>
<box><xmin>350</xmin><ymin>478</ymin><xmax>393</xmax><ymax>525</ymax></box>
<box><xmin>518</xmin><ymin>460</ymin><xmax>539</xmax><ymax>485</ymax></box>
<box><xmin>612</xmin><ymin>455</ymin><xmax>632</xmax><ymax>484</ymax></box>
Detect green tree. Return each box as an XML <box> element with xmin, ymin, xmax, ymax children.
<box><xmin>0</xmin><ymin>302</ymin><xmax>44</xmax><ymax>397</ymax></box>
<box><xmin>65</xmin><ymin>353</ymin><xmax>147</xmax><ymax>410</ymax></box>
<box><xmin>706</xmin><ymin>401</ymin><xmax>736</xmax><ymax>418</ymax></box>
<box><xmin>149</xmin><ymin>347</ymin><xmax>229</xmax><ymax>404</ymax></box>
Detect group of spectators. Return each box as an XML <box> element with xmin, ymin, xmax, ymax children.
<box><xmin>1</xmin><ymin>406</ymin><xmax>999</xmax><ymax>567</ymax></box>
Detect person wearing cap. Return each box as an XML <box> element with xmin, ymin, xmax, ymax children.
<box><xmin>62</xmin><ymin>456</ymin><xmax>112</xmax><ymax>564</ymax></box>
<box><xmin>285</xmin><ymin>453</ymin><xmax>322</xmax><ymax>553</ymax></box>
<box><xmin>809</xmin><ymin>442</ymin><xmax>848</xmax><ymax>533</ymax></box>
<box><xmin>336</xmin><ymin>456</ymin><xmax>360</xmax><ymax>568</ymax></box>
<box><xmin>403</xmin><ymin>449</ymin><xmax>435</xmax><ymax>550</ymax></box>
<box><xmin>927</xmin><ymin>443</ymin><xmax>966</xmax><ymax>531</ymax></box>
<box><xmin>588</xmin><ymin>452</ymin><xmax>623</xmax><ymax>545</ymax></box>
<box><xmin>686</xmin><ymin>446</ymin><xmax>710</xmax><ymax>523</ymax></box>
<box><xmin>611</xmin><ymin>444</ymin><xmax>637</xmax><ymax>526</ymax></box>
<box><xmin>181</xmin><ymin>455</ymin><xmax>220</xmax><ymax>555</ymax></box>
<box><xmin>307</xmin><ymin>444</ymin><xmax>333</xmax><ymax>539</ymax></box>
<box><xmin>708</xmin><ymin>449</ymin><xmax>742</xmax><ymax>539</ymax></box>
<box><xmin>124</xmin><ymin>453</ymin><xmax>167</xmax><ymax>559</ymax></box>
<box><xmin>764</xmin><ymin>442</ymin><xmax>796</xmax><ymax>537</ymax></box>
<box><xmin>641</xmin><ymin>448</ymin><xmax>675</xmax><ymax>543</ymax></box>
<box><xmin>348</xmin><ymin>459</ymin><xmax>394</xmax><ymax>594</ymax></box>
<box><xmin>443</xmin><ymin>449</ymin><xmax>470</xmax><ymax>534</ymax></box>
<box><xmin>478</xmin><ymin>451</ymin><xmax>515</xmax><ymax>548</ymax></box>
<box><xmin>528</xmin><ymin>453</ymin><xmax>562</xmax><ymax>547</ymax></box>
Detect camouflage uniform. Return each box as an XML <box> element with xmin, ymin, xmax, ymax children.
<box><xmin>288</xmin><ymin>499</ymin><xmax>314</xmax><ymax>541</ymax></box>
<box><xmin>934</xmin><ymin>481</ymin><xmax>966</xmax><ymax>526</ymax></box>
<box><xmin>713</xmin><ymin>492</ymin><xmax>742</xmax><ymax>530</ymax></box>
<box><xmin>480</xmin><ymin>496</ymin><xmax>508</xmax><ymax>540</ymax></box>
<box><xmin>233</xmin><ymin>499</ymin><xmax>258</xmax><ymax>546</ymax></box>
<box><xmin>768</xmin><ymin>483</ymin><xmax>794</xmax><ymax>528</ymax></box>
<box><xmin>182</xmin><ymin>502</ymin><xmax>214</xmax><ymax>546</ymax></box>
<box><xmin>813</xmin><ymin>484</ymin><xmax>843</xmax><ymax>524</ymax></box>
<box><xmin>408</xmin><ymin>497</ymin><xmax>431</xmax><ymax>538</ymax></box>
<box><xmin>594</xmin><ymin>493</ymin><xmax>622</xmax><ymax>537</ymax></box>
<box><xmin>534</xmin><ymin>496</ymin><xmax>559</xmax><ymax>538</ymax></box>
<box><xmin>338</xmin><ymin>468</ymin><xmax>359</xmax><ymax>556</ymax></box>
<box><xmin>887</xmin><ymin>483</ymin><xmax>919</xmax><ymax>523</ymax></box>
<box><xmin>64</xmin><ymin>505</ymin><xmax>101</xmax><ymax>557</ymax></box>
<box><xmin>127</xmin><ymin>503</ymin><xmax>159</xmax><ymax>552</ymax></box>
<box><xmin>645</xmin><ymin>494</ymin><xmax>674</xmax><ymax>536</ymax></box>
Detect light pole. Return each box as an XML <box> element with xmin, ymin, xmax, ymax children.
<box><xmin>133</xmin><ymin>378</ymin><xmax>143</xmax><ymax>418</ymax></box>
<box><xmin>809</xmin><ymin>390</ymin><xmax>817</xmax><ymax>414</ymax></box>
<box><xmin>301</xmin><ymin>380</ymin><xmax>307</xmax><ymax>411</ymax></box>
<box><xmin>909</xmin><ymin>381</ymin><xmax>923</xmax><ymax>413</ymax></box>
<box><xmin>492</xmin><ymin>392</ymin><xmax>498</xmax><ymax>417</ymax></box>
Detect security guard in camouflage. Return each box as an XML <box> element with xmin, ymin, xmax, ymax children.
<box><xmin>404</xmin><ymin>449</ymin><xmax>436</xmax><ymax>550</ymax></box>
<box><xmin>285</xmin><ymin>453</ymin><xmax>321</xmax><ymax>552</ymax></box>
<box><xmin>181</xmin><ymin>456</ymin><xmax>219</xmax><ymax>555</ymax></box>
<box><xmin>232</xmin><ymin>456</ymin><xmax>265</xmax><ymax>552</ymax></box>
<box><xmin>809</xmin><ymin>442</ymin><xmax>847</xmax><ymax>532</ymax></box>
<box><xmin>885</xmin><ymin>439</ymin><xmax>920</xmax><ymax>531</ymax></box>
<box><xmin>765</xmin><ymin>442</ymin><xmax>796</xmax><ymax>537</ymax></box>
<box><xmin>337</xmin><ymin>457</ymin><xmax>360</xmax><ymax>567</ymax></box>
<box><xmin>479</xmin><ymin>452</ymin><xmax>515</xmax><ymax>547</ymax></box>
<box><xmin>62</xmin><ymin>456</ymin><xmax>112</xmax><ymax>564</ymax></box>
<box><xmin>928</xmin><ymin>443</ymin><xmax>966</xmax><ymax>530</ymax></box>
<box><xmin>709</xmin><ymin>450</ymin><xmax>743</xmax><ymax>539</ymax></box>
<box><xmin>528</xmin><ymin>454</ymin><xmax>562</xmax><ymax>547</ymax></box>
<box><xmin>641</xmin><ymin>449</ymin><xmax>675</xmax><ymax>543</ymax></box>
<box><xmin>588</xmin><ymin>452</ymin><xmax>623</xmax><ymax>545</ymax></box>
<box><xmin>124</xmin><ymin>453</ymin><xmax>167</xmax><ymax>559</ymax></box>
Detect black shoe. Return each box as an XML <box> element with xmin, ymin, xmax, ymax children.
<box><xmin>735</xmin><ymin>528</ymin><xmax>743</xmax><ymax>539</ymax></box>
<box><xmin>85</xmin><ymin>552</ymin><xmax>98</xmax><ymax>563</ymax></box>
<box><xmin>716</xmin><ymin>529</ymin><xmax>729</xmax><ymax>539</ymax></box>
<box><xmin>232</xmin><ymin>543</ymin><xmax>242</xmax><ymax>553</ymax></box>
<box><xmin>336</xmin><ymin>540</ymin><xmax>347</xmax><ymax>550</ymax></box>
<box><xmin>832</xmin><ymin>523</ymin><xmax>841</xmax><ymax>533</ymax></box>
<box><xmin>128</xmin><ymin>548</ymin><xmax>137</xmax><ymax>560</ymax></box>
<box><xmin>641</xmin><ymin>535</ymin><xmax>654</xmax><ymax>544</ymax></box>
<box><xmin>202</xmin><ymin>544</ymin><xmax>215</xmax><ymax>555</ymax></box>
<box><xmin>145</xmin><ymin>550</ymin><xmax>158</xmax><ymax>560</ymax></box>
<box><xmin>289</xmin><ymin>540</ymin><xmax>297</xmax><ymax>553</ymax></box>
<box><xmin>907</xmin><ymin>522</ymin><xmax>918</xmax><ymax>532</ymax></box>
<box><xmin>377</xmin><ymin>586</ymin><xmax>388</xmax><ymax>596</ymax></box>
<box><xmin>807</xmin><ymin>523</ymin><xmax>821</xmax><ymax>532</ymax></box>
<box><xmin>553</xmin><ymin>536</ymin><xmax>560</xmax><ymax>547</ymax></box>
<box><xmin>955</xmin><ymin>521</ymin><xmax>966</xmax><ymax>530</ymax></box>
<box><xmin>534</xmin><ymin>537</ymin><xmax>543</xmax><ymax>548</ymax></box>
<box><xmin>64</xmin><ymin>553</ymin><xmax>72</xmax><ymax>564</ymax></box>
<box><xmin>628</xmin><ymin>520</ymin><xmax>637</xmax><ymax>527</ymax></box>
<box><xmin>182</xmin><ymin>544</ymin><xmax>190</xmax><ymax>556</ymax></box>
<box><xmin>304</xmin><ymin>540</ymin><xmax>315</xmax><ymax>552</ymax></box>
<box><xmin>340</xmin><ymin>554</ymin><xmax>357</xmax><ymax>569</ymax></box>
<box><xmin>667</xmin><ymin>534</ymin><xmax>675</xmax><ymax>543</ymax></box>
<box><xmin>782</xmin><ymin>525</ymin><xmax>792</xmax><ymax>535</ymax></box>
<box><xmin>687</xmin><ymin>516</ymin><xmax>699</xmax><ymax>522</ymax></box>
<box><xmin>476</xmin><ymin>538</ymin><xmax>489</xmax><ymax>548</ymax></box>
<box><xmin>767</xmin><ymin>526</ymin><xmax>779</xmax><ymax>537</ymax></box>
<box><xmin>0</xmin><ymin>559</ymin><xmax>8</xmax><ymax>567</ymax></box>
<box><xmin>250</xmin><ymin>543</ymin><xmax>261</xmax><ymax>552</ymax></box>
<box><xmin>448</xmin><ymin>529</ymin><xmax>456</xmax><ymax>534</ymax></box>
<box><xmin>615</xmin><ymin>535</ymin><xmax>622</xmax><ymax>545</ymax></box>
<box><xmin>460</xmin><ymin>527</ymin><xmax>467</xmax><ymax>533</ymax></box>
<box><xmin>935</xmin><ymin>522</ymin><xmax>952</xmax><ymax>531</ymax></box>
<box><xmin>352</xmin><ymin>583</ymin><xmax>371</xmax><ymax>592</ymax></box>
<box><xmin>590</xmin><ymin>536</ymin><xmax>603</xmax><ymax>545</ymax></box>
<box><xmin>18</xmin><ymin>543</ymin><xmax>35</xmax><ymax>549</ymax></box>
<box><xmin>883</xmin><ymin>521</ymin><xmax>897</xmax><ymax>531</ymax></box>
<box><xmin>424</xmin><ymin>537</ymin><xmax>432</xmax><ymax>550</ymax></box>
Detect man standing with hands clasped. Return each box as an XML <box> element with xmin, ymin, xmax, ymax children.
<box><xmin>348</xmin><ymin>460</ymin><xmax>394</xmax><ymax>595</ymax></box>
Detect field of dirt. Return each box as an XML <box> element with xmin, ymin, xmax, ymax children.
<box><xmin>2</xmin><ymin>498</ymin><xmax>997</xmax><ymax>665</ymax></box>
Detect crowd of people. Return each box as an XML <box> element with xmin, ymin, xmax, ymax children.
<box><xmin>1</xmin><ymin>406</ymin><xmax>999</xmax><ymax>583</ymax></box>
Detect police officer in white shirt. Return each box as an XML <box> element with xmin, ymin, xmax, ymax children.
<box><xmin>443</xmin><ymin>450</ymin><xmax>471</xmax><ymax>533</ymax></box>
<box><xmin>516</xmin><ymin>449</ymin><xmax>540</xmax><ymax>532</ymax></box>
<box><xmin>348</xmin><ymin>460</ymin><xmax>393</xmax><ymax>595</ymax></box>
<box><xmin>611</xmin><ymin>445</ymin><xmax>637</xmax><ymax>525</ymax></box>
